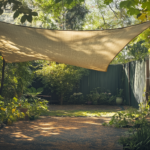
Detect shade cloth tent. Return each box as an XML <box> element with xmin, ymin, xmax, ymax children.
<box><xmin>0</xmin><ymin>21</ymin><xmax>150</xmax><ymax>72</ymax></box>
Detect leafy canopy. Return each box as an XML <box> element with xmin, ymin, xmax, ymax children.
<box><xmin>104</xmin><ymin>0</ymin><xmax>150</xmax><ymax>22</ymax></box>
<box><xmin>0</xmin><ymin>0</ymin><xmax>38</xmax><ymax>23</ymax></box>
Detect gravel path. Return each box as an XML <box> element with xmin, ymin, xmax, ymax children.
<box><xmin>0</xmin><ymin>116</ymin><xmax>128</xmax><ymax>150</ymax></box>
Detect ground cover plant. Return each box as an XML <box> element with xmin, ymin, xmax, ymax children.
<box><xmin>101</xmin><ymin>99</ymin><xmax>150</xmax><ymax>150</ymax></box>
<box><xmin>41</xmin><ymin>109</ymin><xmax>119</xmax><ymax>117</ymax></box>
<box><xmin>102</xmin><ymin>104</ymin><xmax>150</xmax><ymax>128</ymax></box>
<box><xmin>118</xmin><ymin>125</ymin><xmax>150</xmax><ymax>150</ymax></box>
<box><xmin>0</xmin><ymin>96</ymin><xmax>49</xmax><ymax>127</ymax></box>
<box><xmin>0</xmin><ymin>97</ymin><xmax>25</xmax><ymax>125</ymax></box>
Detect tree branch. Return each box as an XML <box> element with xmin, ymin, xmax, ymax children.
<box><xmin>109</xmin><ymin>4</ymin><xmax>118</xmax><ymax>18</ymax></box>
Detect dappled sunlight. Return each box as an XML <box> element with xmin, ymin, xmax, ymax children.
<box><xmin>0</xmin><ymin>106</ymin><xmax>124</xmax><ymax>145</ymax></box>
<box><xmin>11</xmin><ymin>132</ymin><xmax>34</xmax><ymax>141</ymax></box>
<box><xmin>0</xmin><ymin>115</ymin><xmax>128</xmax><ymax>150</ymax></box>
<box><xmin>39</xmin><ymin>123</ymin><xmax>52</xmax><ymax>126</ymax></box>
<box><xmin>0</xmin><ymin>116</ymin><xmax>112</xmax><ymax>143</ymax></box>
<box><xmin>47</xmin><ymin>109</ymin><xmax>118</xmax><ymax>117</ymax></box>
<box><xmin>76</xmin><ymin>121</ymin><xmax>103</xmax><ymax>125</ymax></box>
<box><xmin>100</xmin><ymin>112</ymin><xmax>116</xmax><ymax>117</ymax></box>
<box><xmin>48</xmin><ymin>133</ymin><xmax>59</xmax><ymax>135</ymax></box>
<box><xmin>70</xmin><ymin>117</ymin><xmax>111</xmax><ymax>125</ymax></box>
<box><xmin>40</xmin><ymin>127</ymin><xmax>54</xmax><ymax>130</ymax></box>
<box><xmin>0</xmin><ymin>106</ymin><xmax>130</xmax><ymax>150</ymax></box>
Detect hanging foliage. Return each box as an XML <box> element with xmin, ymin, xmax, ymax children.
<box><xmin>0</xmin><ymin>0</ymin><xmax>38</xmax><ymax>23</ymax></box>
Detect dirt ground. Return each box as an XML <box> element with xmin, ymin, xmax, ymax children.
<box><xmin>0</xmin><ymin>105</ymin><xmax>130</xmax><ymax>150</ymax></box>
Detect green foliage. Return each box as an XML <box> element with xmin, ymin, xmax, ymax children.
<box><xmin>19</xmin><ymin>98</ymin><xmax>30</xmax><ymax>109</ymax></box>
<box><xmin>65</xmin><ymin>4</ymin><xmax>89</xmax><ymax>30</ymax></box>
<box><xmin>111</xmin><ymin>49</ymin><xmax>129</xmax><ymax>64</ymax></box>
<box><xmin>135</xmin><ymin>28</ymin><xmax>150</xmax><ymax>51</ymax></box>
<box><xmin>102</xmin><ymin>0</ymin><xmax>150</xmax><ymax>64</ymax></box>
<box><xmin>127</xmin><ymin>40</ymin><xmax>149</xmax><ymax>61</ymax></box>
<box><xmin>103</xmin><ymin>0</ymin><xmax>113</xmax><ymax>5</ymax></box>
<box><xmin>32</xmin><ymin>0</ymin><xmax>87</xmax><ymax>30</ymax></box>
<box><xmin>0</xmin><ymin>9</ymin><xmax>3</xmax><ymax>15</ymax></box>
<box><xmin>28</xmin><ymin>98</ymin><xmax>48</xmax><ymax>117</ymax></box>
<box><xmin>104</xmin><ymin>0</ymin><xmax>150</xmax><ymax>22</ymax></box>
<box><xmin>0</xmin><ymin>58</ymin><xmax>34</xmax><ymax>99</ymax></box>
<box><xmin>13</xmin><ymin>10</ymin><xmax>20</xmax><ymax>19</ymax></box>
<box><xmin>118</xmin><ymin>125</ymin><xmax>150</xmax><ymax>150</ymax></box>
<box><xmin>0</xmin><ymin>97</ymin><xmax>25</xmax><ymax>125</ymax></box>
<box><xmin>86</xmin><ymin>87</ymin><xmax>116</xmax><ymax>105</ymax></box>
<box><xmin>45</xmin><ymin>109</ymin><xmax>117</xmax><ymax>117</ymax></box>
<box><xmin>0</xmin><ymin>0</ymin><xmax>38</xmax><ymax>23</ymax></box>
<box><xmin>36</xmin><ymin>62</ymin><xmax>89</xmax><ymax>104</ymax></box>
<box><xmin>120</xmin><ymin>0</ymin><xmax>150</xmax><ymax>22</ymax></box>
<box><xmin>26</xmin><ymin>87</ymin><xmax>43</xmax><ymax>97</ymax></box>
<box><xmin>34</xmin><ymin>0</ymin><xmax>84</xmax><ymax>22</ymax></box>
<box><xmin>32</xmin><ymin>11</ymin><xmax>59</xmax><ymax>29</ymax></box>
<box><xmin>102</xmin><ymin>122</ymin><xmax>108</xmax><ymax>126</ymax></box>
<box><xmin>83</xmin><ymin>0</ymin><xmax>134</xmax><ymax>30</ymax></box>
<box><xmin>112</xmin><ymin>40</ymin><xmax>150</xmax><ymax>64</ymax></box>
<box><xmin>68</xmin><ymin>92</ymin><xmax>85</xmax><ymax>104</ymax></box>
<box><xmin>116</xmin><ymin>88</ymin><xmax>123</xmax><ymax>97</ymax></box>
<box><xmin>104</xmin><ymin>104</ymin><xmax>150</xmax><ymax>128</ymax></box>
<box><xmin>0</xmin><ymin>96</ymin><xmax>48</xmax><ymax>126</ymax></box>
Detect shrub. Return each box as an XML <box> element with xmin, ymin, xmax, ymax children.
<box><xmin>0</xmin><ymin>97</ymin><xmax>25</xmax><ymax>125</ymax></box>
<box><xmin>0</xmin><ymin>96</ymin><xmax>48</xmax><ymax>126</ymax></box>
<box><xmin>118</xmin><ymin>125</ymin><xmax>150</xmax><ymax>150</ymax></box>
<box><xmin>104</xmin><ymin>107</ymin><xmax>149</xmax><ymax>128</ymax></box>
<box><xmin>86</xmin><ymin>87</ymin><xmax>115</xmax><ymax>105</ymax></box>
<box><xmin>68</xmin><ymin>92</ymin><xmax>85</xmax><ymax>104</ymax></box>
<box><xmin>36</xmin><ymin>62</ymin><xmax>89</xmax><ymax>105</ymax></box>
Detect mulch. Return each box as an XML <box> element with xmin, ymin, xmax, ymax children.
<box><xmin>0</xmin><ymin>105</ymin><xmax>130</xmax><ymax>150</ymax></box>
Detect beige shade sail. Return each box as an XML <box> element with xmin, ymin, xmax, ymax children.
<box><xmin>0</xmin><ymin>21</ymin><xmax>150</xmax><ymax>72</ymax></box>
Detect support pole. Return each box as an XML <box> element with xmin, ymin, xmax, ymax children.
<box><xmin>128</xmin><ymin>62</ymin><xmax>131</xmax><ymax>106</ymax></box>
<box><xmin>0</xmin><ymin>58</ymin><xmax>5</xmax><ymax>95</ymax></box>
<box><xmin>146</xmin><ymin>58</ymin><xmax>149</xmax><ymax>101</ymax></box>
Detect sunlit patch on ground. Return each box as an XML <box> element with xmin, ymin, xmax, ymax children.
<box><xmin>0</xmin><ymin>105</ymin><xmax>130</xmax><ymax>150</ymax></box>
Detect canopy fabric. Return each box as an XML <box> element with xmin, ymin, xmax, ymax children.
<box><xmin>0</xmin><ymin>21</ymin><xmax>150</xmax><ymax>72</ymax></box>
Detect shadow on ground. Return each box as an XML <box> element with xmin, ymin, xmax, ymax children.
<box><xmin>0</xmin><ymin>115</ymin><xmax>128</xmax><ymax>150</ymax></box>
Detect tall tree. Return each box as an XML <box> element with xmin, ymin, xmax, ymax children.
<box><xmin>65</xmin><ymin>3</ymin><xmax>89</xmax><ymax>30</ymax></box>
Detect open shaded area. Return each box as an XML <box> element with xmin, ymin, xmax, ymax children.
<box><xmin>0</xmin><ymin>116</ymin><xmax>129</xmax><ymax>150</ymax></box>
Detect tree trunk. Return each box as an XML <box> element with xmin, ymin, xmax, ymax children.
<box><xmin>60</xmin><ymin>93</ymin><xmax>63</xmax><ymax>105</ymax></box>
<box><xmin>0</xmin><ymin>58</ymin><xmax>5</xmax><ymax>96</ymax></box>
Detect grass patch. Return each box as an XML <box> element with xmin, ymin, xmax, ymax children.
<box><xmin>41</xmin><ymin>109</ymin><xmax>119</xmax><ymax>117</ymax></box>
